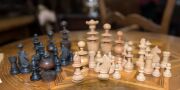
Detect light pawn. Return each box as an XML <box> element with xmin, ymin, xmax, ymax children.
<box><xmin>152</xmin><ymin>64</ymin><xmax>161</xmax><ymax>77</ymax></box>
<box><xmin>136</xmin><ymin>67</ymin><xmax>146</xmax><ymax>81</ymax></box>
<box><xmin>163</xmin><ymin>63</ymin><xmax>172</xmax><ymax>77</ymax></box>
<box><xmin>113</xmin><ymin>64</ymin><xmax>121</xmax><ymax>79</ymax></box>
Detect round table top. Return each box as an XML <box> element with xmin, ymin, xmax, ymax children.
<box><xmin>0</xmin><ymin>30</ymin><xmax>180</xmax><ymax>90</ymax></box>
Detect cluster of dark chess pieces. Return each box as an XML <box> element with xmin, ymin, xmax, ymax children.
<box><xmin>8</xmin><ymin>19</ymin><xmax>172</xmax><ymax>84</ymax></box>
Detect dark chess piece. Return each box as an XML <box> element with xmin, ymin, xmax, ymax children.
<box><xmin>53</xmin><ymin>47</ymin><xmax>61</xmax><ymax>72</ymax></box>
<box><xmin>30</xmin><ymin>55</ymin><xmax>41</xmax><ymax>81</ymax></box>
<box><xmin>60</xmin><ymin>45</ymin><xmax>73</xmax><ymax>66</ymax></box>
<box><xmin>8</xmin><ymin>56</ymin><xmax>20</xmax><ymax>75</ymax></box>
<box><xmin>38</xmin><ymin>43</ymin><xmax>45</xmax><ymax>59</ymax></box>
<box><xmin>32</xmin><ymin>34</ymin><xmax>41</xmax><ymax>54</ymax></box>
<box><xmin>47</xmin><ymin>30</ymin><xmax>56</xmax><ymax>54</ymax></box>
<box><xmin>17</xmin><ymin>43</ymin><xmax>31</xmax><ymax>73</ymax></box>
<box><xmin>60</xmin><ymin>21</ymin><xmax>71</xmax><ymax>49</ymax></box>
<box><xmin>40</xmin><ymin>52</ymin><xmax>55</xmax><ymax>70</ymax></box>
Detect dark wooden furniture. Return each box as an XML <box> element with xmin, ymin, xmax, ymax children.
<box><xmin>0</xmin><ymin>30</ymin><xmax>180</xmax><ymax>90</ymax></box>
<box><xmin>99</xmin><ymin>0</ymin><xmax>176</xmax><ymax>34</ymax></box>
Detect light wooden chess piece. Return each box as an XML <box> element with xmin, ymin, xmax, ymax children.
<box><xmin>0</xmin><ymin>53</ymin><xmax>3</xmax><ymax>84</ymax></box>
<box><xmin>145</xmin><ymin>40</ymin><xmax>152</xmax><ymax>56</ymax></box>
<box><xmin>136</xmin><ymin>67</ymin><xmax>146</xmax><ymax>81</ymax></box>
<box><xmin>161</xmin><ymin>51</ymin><xmax>170</xmax><ymax>68</ymax></box>
<box><xmin>98</xmin><ymin>55</ymin><xmax>111</xmax><ymax>80</ymax></box>
<box><xmin>152</xmin><ymin>63</ymin><xmax>161</xmax><ymax>77</ymax></box>
<box><xmin>151</xmin><ymin>46</ymin><xmax>161</xmax><ymax>68</ymax></box>
<box><xmin>77</xmin><ymin>41</ymin><xmax>89</xmax><ymax>74</ymax></box>
<box><xmin>89</xmin><ymin>51</ymin><xmax>96</xmax><ymax>69</ymax></box>
<box><xmin>124</xmin><ymin>46</ymin><xmax>134</xmax><ymax>72</ymax></box>
<box><xmin>72</xmin><ymin>52</ymin><xmax>84</xmax><ymax>83</ymax></box>
<box><xmin>113</xmin><ymin>64</ymin><xmax>121</xmax><ymax>79</ymax></box>
<box><xmin>163</xmin><ymin>63</ymin><xmax>172</xmax><ymax>77</ymax></box>
<box><xmin>136</xmin><ymin>40</ymin><xmax>146</xmax><ymax>68</ymax></box>
<box><xmin>95</xmin><ymin>51</ymin><xmax>103</xmax><ymax>72</ymax></box>
<box><xmin>101</xmin><ymin>23</ymin><xmax>112</xmax><ymax>54</ymax></box>
<box><xmin>109</xmin><ymin>56</ymin><xmax>115</xmax><ymax>74</ymax></box>
<box><xmin>86</xmin><ymin>19</ymin><xmax>99</xmax><ymax>52</ymax></box>
<box><xmin>144</xmin><ymin>54</ymin><xmax>153</xmax><ymax>74</ymax></box>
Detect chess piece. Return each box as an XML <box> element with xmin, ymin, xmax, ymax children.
<box><xmin>30</xmin><ymin>55</ymin><xmax>41</xmax><ymax>81</ymax></box>
<box><xmin>72</xmin><ymin>52</ymin><xmax>84</xmax><ymax>83</ymax></box>
<box><xmin>60</xmin><ymin>21</ymin><xmax>71</xmax><ymax>49</ymax></box>
<box><xmin>163</xmin><ymin>63</ymin><xmax>172</xmax><ymax>77</ymax></box>
<box><xmin>32</xmin><ymin>34</ymin><xmax>41</xmax><ymax>55</ymax></box>
<box><xmin>95</xmin><ymin>51</ymin><xmax>103</xmax><ymax>72</ymax></box>
<box><xmin>109</xmin><ymin>56</ymin><xmax>115</xmax><ymax>74</ymax></box>
<box><xmin>86</xmin><ymin>19</ymin><xmax>99</xmax><ymax>53</ymax></box>
<box><xmin>145</xmin><ymin>40</ymin><xmax>152</xmax><ymax>56</ymax></box>
<box><xmin>136</xmin><ymin>40</ymin><xmax>146</xmax><ymax>68</ymax></box>
<box><xmin>117</xmin><ymin>57</ymin><xmax>123</xmax><ymax>71</ymax></box>
<box><xmin>124</xmin><ymin>46</ymin><xmax>134</xmax><ymax>72</ymax></box>
<box><xmin>17</xmin><ymin>43</ymin><xmax>31</xmax><ymax>73</ymax></box>
<box><xmin>47</xmin><ymin>29</ymin><xmax>55</xmax><ymax>53</ymax></box>
<box><xmin>101</xmin><ymin>23</ymin><xmax>112</xmax><ymax>54</ymax></box>
<box><xmin>53</xmin><ymin>47</ymin><xmax>61</xmax><ymax>72</ymax></box>
<box><xmin>161</xmin><ymin>51</ymin><xmax>170</xmax><ymax>68</ymax></box>
<box><xmin>40</xmin><ymin>53</ymin><xmax>55</xmax><ymax>70</ymax></box>
<box><xmin>60</xmin><ymin>45</ymin><xmax>73</xmax><ymax>66</ymax></box>
<box><xmin>151</xmin><ymin>46</ymin><xmax>161</xmax><ymax>68</ymax></box>
<box><xmin>8</xmin><ymin>56</ymin><xmax>20</xmax><ymax>75</ymax></box>
<box><xmin>136</xmin><ymin>67</ymin><xmax>146</xmax><ymax>81</ymax></box>
<box><xmin>144</xmin><ymin>54</ymin><xmax>153</xmax><ymax>74</ymax></box>
<box><xmin>88</xmin><ymin>51</ymin><xmax>96</xmax><ymax>69</ymax></box>
<box><xmin>113</xmin><ymin>64</ymin><xmax>121</xmax><ymax>79</ymax></box>
<box><xmin>77</xmin><ymin>41</ymin><xmax>88</xmax><ymax>70</ymax></box>
<box><xmin>98</xmin><ymin>55</ymin><xmax>111</xmax><ymax>80</ymax></box>
<box><xmin>38</xmin><ymin>43</ymin><xmax>46</xmax><ymax>59</ymax></box>
<box><xmin>152</xmin><ymin>63</ymin><xmax>161</xmax><ymax>77</ymax></box>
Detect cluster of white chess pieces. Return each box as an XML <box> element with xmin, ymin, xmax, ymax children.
<box><xmin>71</xmin><ymin>20</ymin><xmax>172</xmax><ymax>83</ymax></box>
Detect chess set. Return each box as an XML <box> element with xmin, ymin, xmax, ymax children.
<box><xmin>7</xmin><ymin>19</ymin><xmax>172</xmax><ymax>90</ymax></box>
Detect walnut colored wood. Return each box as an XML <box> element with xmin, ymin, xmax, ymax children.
<box><xmin>0</xmin><ymin>30</ymin><xmax>180</xmax><ymax>90</ymax></box>
<box><xmin>99</xmin><ymin>0</ymin><xmax>175</xmax><ymax>34</ymax></box>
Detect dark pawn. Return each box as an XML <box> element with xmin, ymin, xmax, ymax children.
<box><xmin>32</xmin><ymin>34</ymin><xmax>40</xmax><ymax>54</ymax></box>
<box><xmin>60</xmin><ymin>45</ymin><xmax>73</xmax><ymax>66</ymax></box>
<box><xmin>30</xmin><ymin>55</ymin><xmax>41</xmax><ymax>81</ymax></box>
<box><xmin>8</xmin><ymin>56</ymin><xmax>20</xmax><ymax>75</ymax></box>
<box><xmin>60</xmin><ymin>21</ymin><xmax>71</xmax><ymax>49</ymax></box>
<box><xmin>53</xmin><ymin>47</ymin><xmax>61</xmax><ymax>72</ymax></box>
<box><xmin>17</xmin><ymin>43</ymin><xmax>31</xmax><ymax>73</ymax></box>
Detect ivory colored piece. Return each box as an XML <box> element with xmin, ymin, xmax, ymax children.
<box><xmin>163</xmin><ymin>63</ymin><xmax>172</xmax><ymax>77</ymax></box>
<box><xmin>98</xmin><ymin>55</ymin><xmax>111</xmax><ymax>80</ymax></box>
<box><xmin>113</xmin><ymin>64</ymin><xmax>121</xmax><ymax>79</ymax></box>
<box><xmin>144</xmin><ymin>54</ymin><xmax>153</xmax><ymax>74</ymax></box>
<box><xmin>86</xmin><ymin>19</ymin><xmax>99</xmax><ymax>52</ymax></box>
<box><xmin>145</xmin><ymin>40</ymin><xmax>152</xmax><ymax>56</ymax></box>
<box><xmin>109</xmin><ymin>56</ymin><xmax>115</xmax><ymax>74</ymax></box>
<box><xmin>151</xmin><ymin>46</ymin><xmax>161</xmax><ymax>68</ymax></box>
<box><xmin>88</xmin><ymin>51</ymin><xmax>96</xmax><ymax>69</ymax></box>
<box><xmin>77</xmin><ymin>41</ymin><xmax>89</xmax><ymax>74</ymax></box>
<box><xmin>152</xmin><ymin>64</ymin><xmax>161</xmax><ymax>77</ymax></box>
<box><xmin>136</xmin><ymin>67</ymin><xmax>146</xmax><ymax>81</ymax></box>
<box><xmin>101</xmin><ymin>23</ymin><xmax>112</xmax><ymax>54</ymax></box>
<box><xmin>136</xmin><ymin>50</ymin><xmax>145</xmax><ymax>68</ymax></box>
<box><xmin>0</xmin><ymin>53</ymin><xmax>4</xmax><ymax>84</ymax></box>
<box><xmin>161</xmin><ymin>51</ymin><xmax>170</xmax><ymax>68</ymax></box>
<box><xmin>124</xmin><ymin>46</ymin><xmax>134</xmax><ymax>72</ymax></box>
<box><xmin>72</xmin><ymin>52</ymin><xmax>84</xmax><ymax>83</ymax></box>
<box><xmin>95</xmin><ymin>51</ymin><xmax>103</xmax><ymax>72</ymax></box>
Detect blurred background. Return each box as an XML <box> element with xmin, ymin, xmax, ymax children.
<box><xmin>0</xmin><ymin>0</ymin><xmax>179</xmax><ymax>46</ymax></box>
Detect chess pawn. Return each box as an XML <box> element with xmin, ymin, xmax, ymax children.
<box><xmin>77</xmin><ymin>41</ymin><xmax>88</xmax><ymax>66</ymax></box>
<box><xmin>163</xmin><ymin>63</ymin><xmax>172</xmax><ymax>77</ymax></box>
<box><xmin>17</xmin><ymin>43</ymin><xmax>31</xmax><ymax>73</ymax></box>
<box><xmin>109</xmin><ymin>56</ymin><xmax>115</xmax><ymax>74</ymax></box>
<box><xmin>95</xmin><ymin>51</ymin><xmax>103</xmax><ymax>72</ymax></box>
<box><xmin>113</xmin><ymin>64</ymin><xmax>121</xmax><ymax>79</ymax></box>
<box><xmin>30</xmin><ymin>55</ymin><xmax>41</xmax><ymax>81</ymax></box>
<box><xmin>152</xmin><ymin>64</ymin><xmax>161</xmax><ymax>77</ymax></box>
<box><xmin>101</xmin><ymin>23</ymin><xmax>112</xmax><ymax>54</ymax></box>
<box><xmin>124</xmin><ymin>46</ymin><xmax>134</xmax><ymax>72</ymax></box>
<box><xmin>72</xmin><ymin>52</ymin><xmax>84</xmax><ymax>82</ymax></box>
<box><xmin>136</xmin><ymin>67</ymin><xmax>146</xmax><ymax>81</ymax></box>
<box><xmin>144</xmin><ymin>54</ymin><xmax>153</xmax><ymax>74</ymax></box>
<box><xmin>161</xmin><ymin>51</ymin><xmax>170</xmax><ymax>68</ymax></box>
<box><xmin>8</xmin><ymin>56</ymin><xmax>20</xmax><ymax>75</ymax></box>
<box><xmin>117</xmin><ymin>57</ymin><xmax>123</xmax><ymax>71</ymax></box>
<box><xmin>88</xmin><ymin>51</ymin><xmax>96</xmax><ymax>69</ymax></box>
